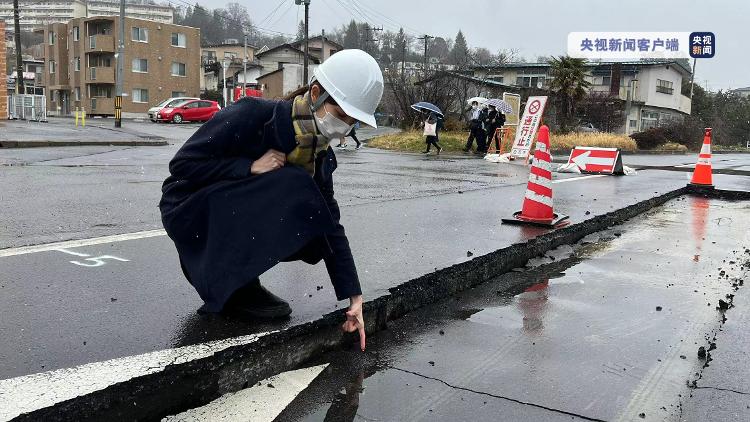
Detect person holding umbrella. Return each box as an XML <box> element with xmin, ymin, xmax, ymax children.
<box><xmin>421</xmin><ymin>112</ymin><xmax>443</xmax><ymax>155</ymax></box>
<box><xmin>159</xmin><ymin>49</ymin><xmax>383</xmax><ymax>351</ymax></box>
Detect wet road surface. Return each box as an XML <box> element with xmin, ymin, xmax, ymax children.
<box><xmin>1</xmin><ymin>144</ymin><xmax>749</xmax><ymax>420</ymax></box>
<box><xmin>269</xmin><ymin>197</ymin><xmax>750</xmax><ymax>421</ymax></box>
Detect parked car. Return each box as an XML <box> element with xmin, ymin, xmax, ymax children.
<box><xmin>148</xmin><ymin>97</ymin><xmax>199</xmax><ymax>122</ymax></box>
<box><xmin>156</xmin><ymin>99</ymin><xmax>221</xmax><ymax>124</ymax></box>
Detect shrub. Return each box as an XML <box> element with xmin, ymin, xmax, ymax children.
<box><xmin>661</xmin><ymin>118</ymin><xmax>704</xmax><ymax>151</ymax></box>
<box><xmin>629</xmin><ymin>127</ymin><xmax>668</xmax><ymax>150</ymax></box>
<box><xmin>443</xmin><ymin>116</ymin><xmax>465</xmax><ymax>132</ymax></box>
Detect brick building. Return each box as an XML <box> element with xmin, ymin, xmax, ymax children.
<box><xmin>40</xmin><ymin>16</ymin><xmax>199</xmax><ymax>117</ymax></box>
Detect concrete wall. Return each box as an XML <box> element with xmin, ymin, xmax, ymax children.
<box><xmin>0</xmin><ymin>20</ymin><xmax>6</xmax><ymax>120</ymax></box>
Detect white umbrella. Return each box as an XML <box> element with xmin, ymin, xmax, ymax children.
<box><xmin>467</xmin><ymin>97</ymin><xmax>488</xmax><ymax>105</ymax></box>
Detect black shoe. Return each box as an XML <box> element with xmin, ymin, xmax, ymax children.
<box><xmin>224</xmin><ymin>280</ymin><xmax>292</xmax><ymax>319</ymax></box>
<box><xmin>462</xmin><ymin>148</ymin><xmax>470</xmax><ymax>152</ymax></box>
<box><xmin>421</xmin><ymin>150</ymin><xmax>430</xmax><ymax>154</ymax></box>
<box><xmin>437</xmin><ymin>147</ymin><xmax>442</xmax><ymax>155</ymax></box>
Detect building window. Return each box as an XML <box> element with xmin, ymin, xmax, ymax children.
<box><xmin>516</xmin><ymin>76</ymin><xmax>545</xmax><ymax>88</ymax></box>
<box><xmin>629</xmin><ymin>119</ymin><xmax>637</xmax><ymax>128</ymax></box>
<box><xmin>171</xmin><ymin>33</ymin><xmax>186</xmax><ymax>48</ymax></box>
<box><xmin>131</xmin><ymin>58</ymin><xmax>148</xmax><ymax>73</ymax></box>
<box><xmin>641</xmin><ymin>111</ymin><xmax>659</xmax><ymax>130</ymax></box>
<box><xmin>74</xmin><ymin>57</ymin><xmax>80</xmax><ymax>71</ymax></box>
<box><xmin>91</xmin><ymin>85</ymin><xmax>112</xmax><ymax>97</ymax></box>
<box><xmin>49</xmin><ymin>60</ymin><xmax>56</xmax><ymax>74</ymax></box>
<box><xmin>132</xmin><ymin>88</ymin><xmax>149</xmax><ymax>103</ymax></box>
<box><xmin>656</xmin><ymin>79</ymin><xmax>674</xmax><ymax>94</ymax></box>
<box><xmin>171</xmin><ymin>62</ymin><xmax>186</xmax><ymax>77</ymax></box>
<box><xmin>74</xmin><ymin>87</ymin><xmax>81</xmax><ymax>101</ymax></box>
<box><xmin>171</xmin><ymin>91</ymin><xmax>186</xmax><ymax>97</ymax></box>
<box><xmin>602</xmin><ymin>76</ymin><xmax>612</xmax><ymax>86</ymax></box>
<box><xmin>131</xmin><ymin>27</ymin><xmax>149</xmax><ymax>43</ymax></box>
<box><xmin>488</xmin><ymin>74</ymin><xmax>504</xmax><ymax>83</ymax></box>
<box><xmin>49</xmin><ymin>31</ymin><xmax>56</xmax><ymax>45</ymax></box>
<box><xmin>73</xmin><ymin>26</ymin><xmax>79</xmax><ymax>41</ymax></box>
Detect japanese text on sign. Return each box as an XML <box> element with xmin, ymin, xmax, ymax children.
<box><xmin>511</xmin><ymin>96</ymin><xmax>548</xmax><ymax>159</ymax></box>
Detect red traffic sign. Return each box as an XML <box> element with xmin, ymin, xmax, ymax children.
<box><xmin>528</xmin><ymin>100</ymin><xmax>542</xmax><ymax>114</ymax></box>
<box><xmin>567</xmin><ymin>147</ymin><xmax>624</xmax><ymax>175</ymax></box>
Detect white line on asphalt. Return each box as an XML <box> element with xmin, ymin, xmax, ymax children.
<box><xmin>163</xmin><ymin>364</ymin><xmax>329</xmax><ymax>422</ymax></box>
<box><xmin>0</xmin><ymin>173</ymin><xmax>608</xmax><ymax>260</ymax></box>
<box><xmin>551</xmin><ymin>174</ymin><xmax>608</xmax><ymax>184</ymax></box>
<box><xmin>0</xmin><ymin>331</ymin><xmax>273</xmax><ymax>422</ymax></box>
<box><xmin>0</xmin><ymin>229</ymin><xmax>166</xmax><ymax>258</ymax></box>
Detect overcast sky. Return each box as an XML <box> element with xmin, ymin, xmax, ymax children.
<box><xmin>200</xmin><ymin>0</ymin><xmax>748</xmax><ymax>91</ymax></box>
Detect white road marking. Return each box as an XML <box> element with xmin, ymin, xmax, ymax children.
<box><xmin>163</xmin><ymin>364</ymin><xmax>329</xmax><ymax>422</ymax></box>
<box><xmin>55</xmin><ymin>248</ymin><xmax>91</xmax><ymax>257</ymax></box>
<box><xmin>0</xmin><ymin>331</ymin><xmax>273</xmax><ymax>422</ymax></box>
<box><xmin>0</xmin><ymin>229</ymin><xmax>166</xmax><ymax>258</ymax></box>
<box><xmin>0</xmin><ymin>173</ymin><xmax>608</xmax><ymax>260</ymax></box>
<box><xmin>552</xmin><ymin>174</ymin><xmax>608</xmax><ymax>184</ymax></box>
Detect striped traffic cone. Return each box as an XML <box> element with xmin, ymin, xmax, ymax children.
<box><xmin>502</xmin><ymin>125</ymin><xmax>569</xmax><ymax>228</ymax></box>
<box><xmin>689</xmin><ymin>128</ymin><xmax>714</xmax><ymax>188</ymax></box>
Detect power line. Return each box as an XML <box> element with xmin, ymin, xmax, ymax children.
<box><xmin>169</xmin><ymin>0</ymin><xmax>294</xmax><ymax>37</ymax></box>
<box><xmin>268</xmin><ymin>0</ymin><xmax>294</xmax><ymax>29</ymax></box>
<box><xmin>257</xmin><ymin>0</ymin><xmax>287</xmax><ymax>28</ymax></box>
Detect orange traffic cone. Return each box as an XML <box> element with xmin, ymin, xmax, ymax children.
<box><xmin>689</xmin><ymin>128</ymin><xmax>714</xmax><ymax>188</ymax></box>
<box><xmin>502</xmin><ymin>125</ymin><xmax>569</xmax><ymax>228</ymax></box>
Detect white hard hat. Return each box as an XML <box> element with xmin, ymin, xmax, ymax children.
<box><xmin>312</xmin><ymin>49</ymin><xmax>384</xmax><ymax>128</ymax></box>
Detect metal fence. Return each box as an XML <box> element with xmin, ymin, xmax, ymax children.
<box><xmin>8</xmin><ymin>95</ymin><xmax>48</xmax><ymax>122</ymax></box>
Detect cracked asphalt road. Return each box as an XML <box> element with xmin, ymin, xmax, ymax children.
<box><xmin>274</xmin><ymin>197</ymin><xmax>750</xmax><ymax>422</ymax></box>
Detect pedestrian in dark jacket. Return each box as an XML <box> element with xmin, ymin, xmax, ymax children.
<box><xmin>464</xmin><ymin>101</ymin><xmax>480</xmax><ymax>152</ymax></box>
<box><xmin>159</xmin><ymin>49</ymin><xmax>383</xmax><ymax>351</ymax></box>
<box><xmin>485</xmin><ymin>105</ymin><xmax>504</xmax><ymax>153</ymax></box>
<box><xmin>421</xmin><ymin>112</ymin><xmax>443</xmax><ymax>155</ymax></box>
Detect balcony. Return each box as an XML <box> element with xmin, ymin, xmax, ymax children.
<box><xmin>86</xmin><ymin>67</ymin><xmax>115</xmax><ymax>84</ymax></box>
<box><xmin>87</xmin><ymin>35</ymin><xmax>115</xmax><ymax>53</ymax></box>
<box><xmin>89</xmin><ymin>97</ymin><xmax>114</xmax><ymax>114</ymax></box>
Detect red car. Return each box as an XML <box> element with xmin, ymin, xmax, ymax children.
<box><xmin>157</xmin><ymin>99</ymin><xmax>221</xmax><ymax>123</ymax></box>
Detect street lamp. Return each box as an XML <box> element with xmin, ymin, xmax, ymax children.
<box><xmin>221</xmin><ymin>59</ymin><xmax>230</xmax><ymax>107</ymax></box>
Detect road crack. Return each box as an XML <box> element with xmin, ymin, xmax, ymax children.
<box><xmin>693</xmin><ymin>385</ymin><xmax>750</xmax><ymax>396</ymax></box>
<box><xmin>388</xmin><ymin>366</ymin><xmax>607</xmax><ymax>421</ymax></box>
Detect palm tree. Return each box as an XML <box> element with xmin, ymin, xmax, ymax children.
<box><xmin>549</xmin><ymin>56</ymin><xmax>591</xmax><ymax>132</ymax></box>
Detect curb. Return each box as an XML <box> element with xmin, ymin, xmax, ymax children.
<box><xmin>0</xmin><ymin>140</ymin><xmax>169</xmax><ymax>148</ymax></box>
<box><xmin>14</xmin><ymin>186</ymin><xmax>749</xmax><ymax>421</ymax></box>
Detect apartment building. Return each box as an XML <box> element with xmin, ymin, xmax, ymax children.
<box><xmin>1</xmin><ymin>19</ymin><xmax>6</xmax><ymax>118</ymax></box>
<box><xmin>0</xmin><ymin>0</ymin><xmax>173</xmax><ymax>31</ymax></box>
<box><xmin>40</xmin><ymin>16</ymin><xmax>199</xmax><ymax>117</ymax></box>
<box><xmin>472</xmin><ymin>60</ymin><xmax>692</xmax><ymax>134</ymax></box>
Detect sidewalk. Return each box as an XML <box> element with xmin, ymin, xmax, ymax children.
<box><xmin>0</xmin><ymin>118</ymin><xmax>168</xmax><ymax>147</ymax></box>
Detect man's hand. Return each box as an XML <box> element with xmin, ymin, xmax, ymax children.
<box><xmin>250</xmin><ymin>149</ymin><xmax>286</xmax><ymax>175</ymax></box>
<box><xmin>342</xmin><ymin>295</ymin><xmax>366</xmax><ymax>351</ymax></box>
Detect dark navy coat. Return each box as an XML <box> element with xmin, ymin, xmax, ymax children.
<box><xmin>159</xmin><ymin>97</ymin><xmax>362</xmax><ymax>312</ymax></box>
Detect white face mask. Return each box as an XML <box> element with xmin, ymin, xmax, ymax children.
<box><xmin>315</xmin><ymin>105</ymin><xmax>355</xmax><ymax>139</ymax></box>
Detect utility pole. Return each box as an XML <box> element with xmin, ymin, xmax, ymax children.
<box><xmin>689</xmin><ymin>57</ymin><xmax>697</xmax><ymax>100</ymax></box>
<box><xmin>295</xmin><ymin>0</ymin><xmax>311</xmax><ymax>84</ymax></box>
<box><xmin>114</xmin><ymin>0</ymin><xmax>124</xmax><ymax>127</ymax></box>
<box><xmin>242</xmin><ymin>33</ymin><xmax>248</xmax><ymax>98</ymax></box>
<box><xmin>418</xmin><ymin>35</ymin><xmax>433</xmax><ymax>77</ymax></box>
<box><xmin>321</xmin><ymin>29</ymin><xmax>326</xmax><ymax>62</ymax></box>
<box><xmin>364</xmin><ymin>26</ymin><xmax>382</xmax><ymax>55</ymax></box>
<box><xmin>13</xmin><ymin>0</ymin><xmax>24</xmax><ymax>94</ymax></box>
